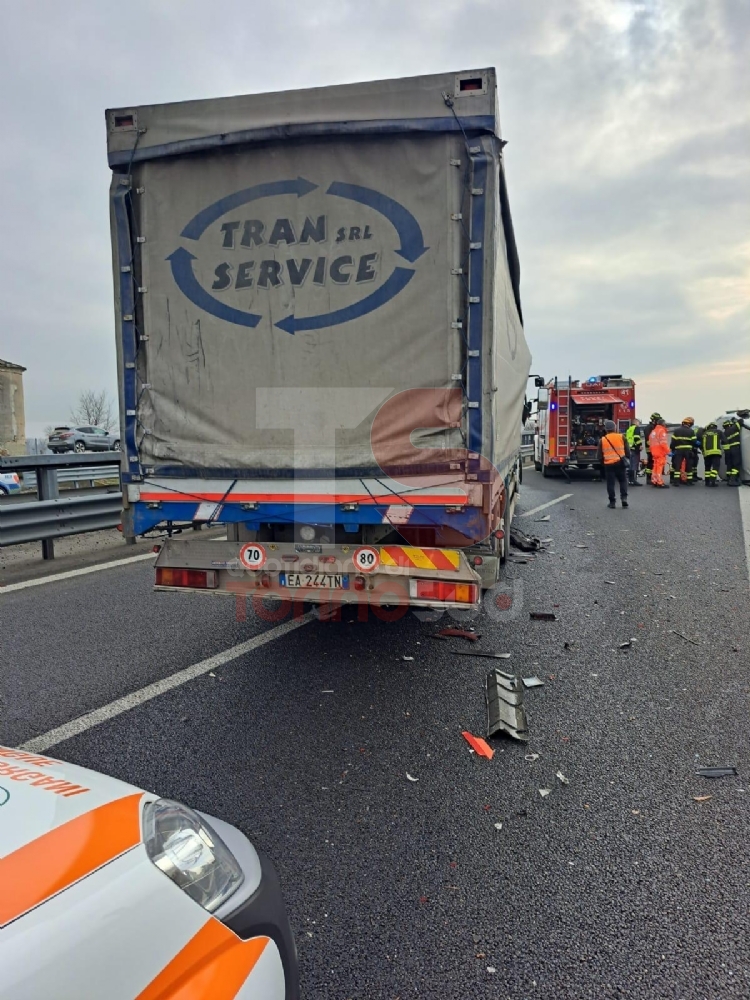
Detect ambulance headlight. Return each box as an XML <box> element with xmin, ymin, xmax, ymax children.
<box><xmin>144</xmin><ymin>799</ymin><xmax>244</xmax><ymax>913</ymax></box>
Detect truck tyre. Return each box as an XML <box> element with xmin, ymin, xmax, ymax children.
<box><xmin>534</xmin><ymin>459</ymin><xmax>542</xmax><ymax>472</ymax></box>
<box><xmin>542</xmin><ymin>460</ymin><xmax>551</xmax><ymax>478</ymax></box>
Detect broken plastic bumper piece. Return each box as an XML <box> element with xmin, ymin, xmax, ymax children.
<box><xmin>485</xmin><ymin>669</ymin><xmax>529</xmax><ymax>742</ymax></box>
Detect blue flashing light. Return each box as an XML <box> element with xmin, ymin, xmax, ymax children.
<box><xmin>587</xmin><ymin>376</ymin><xmax>598</xmax><ymax>383</ymax></box>
<box><xmin>550</xmin><ymin>402</ymin><xmax>558</xmax><ymax>411</ymax></box>
<box><xmin>629</xmin><ymin>400</ymin><xmax>635</xmax><ymax>409</ymax></box>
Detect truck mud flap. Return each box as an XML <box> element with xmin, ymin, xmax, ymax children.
<box><xmin>485</xmin><ymin>670</ymin><xmax>529</xmax><ymax>742</ymax></box>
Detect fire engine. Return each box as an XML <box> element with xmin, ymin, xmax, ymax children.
<box><xmin>534</xmin><ymin>375</ymin><xmax>637</xmax><ymax>478</ymax></box>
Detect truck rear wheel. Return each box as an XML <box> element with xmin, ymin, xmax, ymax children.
<box><xmin>534</xmin><ymin>459</ymin><xmax>542</xmax><ymax>472</ymax></box>
<box><xmin>542</xmin><ymin>461</ymin><xmax>552</xmax><ymax>478</ymax></box>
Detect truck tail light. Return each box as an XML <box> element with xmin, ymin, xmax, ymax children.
<box><xmin>156</xmin><ymin>567</ymin><xmax>218</xmax><ymax>589</ymax></box>
<box><xmin>319</xmin><ymin>555</ymin><xmax>336</xmax><ymax>564</ymax></box>
<box><xmin>413</xmin><ymin>580</ymin><xmax>477</xmax><ymax>604</ymax></box>
<box><xmin>353</xmin><ymin>575</ymin><xmax>366</xmax><ymax>591</ymax></box>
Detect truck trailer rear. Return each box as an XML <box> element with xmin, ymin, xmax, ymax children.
<box><xmin>106</xmin><ymin>69</ymin><xmax>531</xmax><ymax>612</ymax></box>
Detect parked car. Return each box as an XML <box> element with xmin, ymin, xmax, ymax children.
<box><xmin>0</xmin><ymin>472</ymin><xmax>21</xmax><ymax>495</ymax></box>
<box><xmin>48</xmin><ymin>425</ymin><xmax>120</xmax><ymax>453</ymax></box>
<box><xmin>0</xmin><ymin>745</ymin><xmax>298</xmax><ymax>999</ymax></box>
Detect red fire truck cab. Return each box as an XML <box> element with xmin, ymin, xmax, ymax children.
<box><xmin>534</xmin><ymin>375</ymin><xmax>636</xmax><ymax>478</ymax></box>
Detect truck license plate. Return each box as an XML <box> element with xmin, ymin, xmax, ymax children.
<box><xmin>280</xmin><ymin>573</ymin><xmax>349</xmax><ymax>590</ymax></box>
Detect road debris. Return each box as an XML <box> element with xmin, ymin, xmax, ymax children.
<box><xmin>538</xmin><ymin>788</ymin><xmax>552</xmax><ymax>798</ymax></box>
<box><xmin>510</xmin><ymin>527</ymin><xmax>543</xmax><ymax>552</ymax></box>
<box><xmin>406</xmin><ymin>773</ymin><xmax>420</xmax><ymax>782</ymax></box>
<box><xmin>455</xmin><ymin>650</ymin><xmax>511</xmax><ymax>659</ymax></box>
<box><xmin>575</xmin><ymin>544</ymin><xmax>588</xmax><ymax>549</ymax></box>
<box><xmin>438</xmin><ymin>628</ymin><xmax>480</xmax><ymax>642</ymax></box>
<box><xmin>693</xmin><ymin>795</ymin><xmax>713</xmax><ymax>803</ymax></box>
<box><xmin>619</xmin><ymin>641</ymin><xmax>632</xmax><ymax>649</ymax></box>
<box><xmin>402</xmin><ymin>655</ymin><xmax>414</xmax><ymax>661</ymax></box>
<box><xmin>462</xmin><ymin>732</ymin><xmax>494</xmax><ymax>759</ymax></box>
<box><xmin>696</xmin><ymin>766</ymin><xmax>738</xmax><ymax>778</ymax></box>
<box><xmin>486</xmin><ymin>967</ymin><xmax>497</xmax><ymax>974</ymax></box>
<box><xmin>535</xmin><ymin>514</ymin><xmax>551</xmax><ymax>522</ymax></box>
<box><xmin>530</xmin><ymin>611</ymin><xmax>557</xmax><ymax>621</ymax></box>
<box><xmin>556</xmin><ymin>771</ymin><xmax>570</xmax><ymax>785</ymax></box>
<box><xmin>670</xmin><ymin>629</ymin><xmax>700</xmax><ymax>646</ymax></box>
<box><xmin>486</xmin><ymin>670</ymin><xmax>528</xmax><ymax>742</ymax></box>
<box><xmin>604</xmin><ymin>580</ymin><xmax>616</xmax><ymax>585</ymax></box>
<box><xmin>321</xmin><ymin>690</ymin><xmax>334</xmax><ymax>694</ymax></box>
<box><xmin>524</xmin><ymin>752</ymin><xmax>540</xmax><ymax>762</ymax></box>
<box><xmin>522</xmin><ymin>676</ymin><xmax>545</xmax><ymax>688</ymax></box>
<box><xmin>493</xmin><ymin>822</ymin><xmax>503</xmax><ymax>831</ymax></box>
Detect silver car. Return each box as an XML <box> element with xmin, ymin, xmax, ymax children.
<box><xmin>48</xmin><ymin>425</ymin><xmax>120</xmax><ymax>453</ymax></box>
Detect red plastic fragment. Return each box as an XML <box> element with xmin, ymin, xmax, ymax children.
<box><xmin>462</xmin><ymin>731</ymin><xmax>494</xmax><ymax>759</ymax></box>
<box><xmin>439</xmin><ymin>628</ymin><xmax>480</xmax><ymax>642</ymax></box>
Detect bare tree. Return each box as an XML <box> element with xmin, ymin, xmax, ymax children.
<box><xmin>70</xmin><ymin>390</ymin><xmax>116</xmax><ymax>431</ymax></box>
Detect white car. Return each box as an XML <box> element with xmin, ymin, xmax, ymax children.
<box><xmin>0</xmin><ymin>472</ymin><xmax>21</xmax><ymax>495</ymax></box>
<box><xmin>0</xmin><ymin>746</ymin><xmax>297</xmax><ymax>999</ymax></box>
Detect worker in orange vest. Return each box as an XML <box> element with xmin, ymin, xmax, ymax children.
<box><xmin>649</xmin><ymin>418</ymin><xmax>670</xmax><ymax>487</ymax></box>
<box><xmin>597</xmin><ymin>419</ymin><xmax>630</xmax><ymax>508</ymax></box>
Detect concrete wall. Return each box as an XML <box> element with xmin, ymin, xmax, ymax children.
<box><xmin>0</xmin><ymin>367</ymin><xmax>26</xmax><ymax>456</ymax></box>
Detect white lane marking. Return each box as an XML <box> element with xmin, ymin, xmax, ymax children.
<box><xmin>21</xmin><ymin>612</ymin><xmax>315</xmax><ymax>753</ymax></box>
<box><xmin>0</xmin><ymin>552</ymin><xmax>155</xmax><ymax>594</ymax></box>
<box><xmin>739</xmin><ymin>488</ymin><xmax>750</xmax><ymax>584</ymax></box>
<box><xmin>518</xmin><ymin>494</ymin><xmax>574</xmax><ymax>518</ymax></box>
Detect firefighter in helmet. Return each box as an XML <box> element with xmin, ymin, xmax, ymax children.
<box><xmin>701</xmin><ymin>422</ymin><xmax>723</xmax><ymax>486</ymax></box>
<box><xmin>670</xmin><ymin>417</ymin><xmax>698</xmax><ymax>485</ymax></box>
<box><xmin>723</xmin><ymin>415</ymin><xmax>743</xmax><ymax>486</ymax></box>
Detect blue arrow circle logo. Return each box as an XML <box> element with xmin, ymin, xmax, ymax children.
<box><xmin>167</xmin><ymin>178</ymin><xmax>427</xmax><ymax>335</ymax></box>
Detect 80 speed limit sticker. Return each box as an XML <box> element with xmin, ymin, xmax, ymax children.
<box><xmin>238</xmin><ymin>543</ymin><xmax>267</xmax><ymax>570</ymax></box>
<box><xmin>353</xmin><ymin>546</ymin><xmax>380</xmax><ymax>573</ymax></box>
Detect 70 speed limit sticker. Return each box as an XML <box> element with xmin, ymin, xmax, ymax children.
<box><xmin>238</xmin><ymin>543</ymin><xmax>267</xmax><ymax>570</ymax></box>
<box><xmin>353</xmin><ymin>546</ymin><xmax>380</xmax><ymax>573</ymax></box>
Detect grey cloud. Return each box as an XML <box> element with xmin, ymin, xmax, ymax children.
<box><xmin>0</xmin><ymin>0</ymin><xmax>747</xmax><ymax>430</ymax></box>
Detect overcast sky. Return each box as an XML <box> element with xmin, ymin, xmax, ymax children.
<box><xmin>1</xmin><ymin>0</ymin><xmax>748</xmax><ymax>435</ymax></box>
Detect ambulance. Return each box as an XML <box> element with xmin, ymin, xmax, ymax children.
<box><xmin>0</xmin><ymin>747</ymin><xmax>297</xmax><ymax>999</ymax></box>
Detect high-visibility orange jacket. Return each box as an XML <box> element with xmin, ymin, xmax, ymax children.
<box><xmin>649</xmin><ymin>425</ymin><xmax>669</xmax><ymax>453</ymax></box>
<box><xmin>599</xmin><ymin>433</ymin><xmax>628</xmax><ymax>465</ymax></box>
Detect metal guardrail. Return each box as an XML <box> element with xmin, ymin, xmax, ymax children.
<box><xmin>0</xmin><ymin>452</ymin><xmax>123</xmax><ymax>560</ymax></box>
<box><xmin>0</xmin><ymin>494</ymin><xmax>123</xmax><ymax>546</ymax></box>
<box><xmin>22</xmin><ymin>465</ymin><xmax>119</xmax><ymax>489</ymax></box>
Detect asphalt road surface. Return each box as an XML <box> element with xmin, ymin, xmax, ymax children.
<box><xmin>3</xmin><ymin>471</ymin><xmax>749</xmax><ymax>999</ymax></box>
